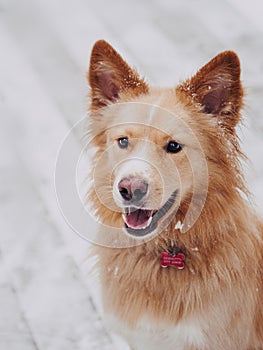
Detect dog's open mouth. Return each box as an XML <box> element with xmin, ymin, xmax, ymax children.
<box><xmin>122</xmin><ymin>208</ymin><xmax>156</xmax><ymax>230</ymax></box>
<box><xmin>121</xmin><ymin>190</ymin><xmax>177</xmax><ymax>237</ymax></box>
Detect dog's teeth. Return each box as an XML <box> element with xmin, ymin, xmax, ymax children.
<box><xmin>122</xmin><ymin>213</ymin><xmax>127</xmax><ymax>222</ymax></box>
<box><xmin>147</xmin><ymin>215</ymin><xmax>153</xmax><ymax>227</ymax></box>
<box><xmin>141</xmin><ymin>215</ymin><xmax>153</xmax><ymax>229</ymax></box>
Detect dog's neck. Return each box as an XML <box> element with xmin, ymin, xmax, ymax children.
<box><xmin>166</xmin><ymin>239</ymin><xmax>187</xmax><ymax>256</ymax></box>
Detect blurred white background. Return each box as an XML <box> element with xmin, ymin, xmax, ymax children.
<box><xmin>0</xmin><ymin>0</ymin><xmax>262</xmax><ymax>349</ymax></box>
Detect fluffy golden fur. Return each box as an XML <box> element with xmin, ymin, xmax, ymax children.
<box><xmin>87</xmin><ymin>40</ymin><xmax>263</xmax><ymax>349</ymax></box>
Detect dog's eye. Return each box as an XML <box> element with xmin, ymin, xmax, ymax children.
<box><xmin>117</xmin><ymin>137</ymin><xmax>129</xmax><ymax>149</ymax></box>
<box><xmin>166</xmin><ymin>141</ymin><xmax>183</xmax><ymax>154</ymax></box>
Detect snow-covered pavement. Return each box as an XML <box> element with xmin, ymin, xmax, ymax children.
<box><xmin>0</xmin><ymin>0</ymin><xmax>262</xmax><ymax>349</ymax></box>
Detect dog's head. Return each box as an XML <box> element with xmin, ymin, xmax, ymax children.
<box><xmin>87</xmin><ymin>40</ymin><xmax>243</xmax><ymax>240</ymax></box>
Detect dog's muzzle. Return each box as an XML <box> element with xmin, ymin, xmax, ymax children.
<box><xmin>121</xmin><ymin>189</ymin><xmax>178</xmax><ymax>237</ymax></box>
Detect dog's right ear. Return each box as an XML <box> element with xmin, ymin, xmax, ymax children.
<box><xmin>88</xmin><ymin>40</ymin><xmax>148</xmax><ymax>109</ymax></box>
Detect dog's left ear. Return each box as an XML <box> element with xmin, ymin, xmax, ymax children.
<box><xmin>88</xmin><ymin>40</ymin><xmax>148</xmax><ymax>109</ymax></box>
<box><xmin>178</xmin><ymin>51</ymin><xmax>243</xmax><ymax>128</ymax></box>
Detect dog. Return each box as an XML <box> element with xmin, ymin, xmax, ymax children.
<box><xmin>86</xmin><ymin>40</ymin><xmax>263</xmax><ymax>349</ymax></box>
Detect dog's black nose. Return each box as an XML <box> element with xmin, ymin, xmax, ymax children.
<box><xmin>118</xmin><ymin>177</ymin><xmax>148</xmax><ymax>202</ymax></box>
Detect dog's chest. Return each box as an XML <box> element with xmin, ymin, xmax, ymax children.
<box><xmin>106</xmin><ymin>314</ymin><xmax>206</xmax><ymax>350</ymax></box>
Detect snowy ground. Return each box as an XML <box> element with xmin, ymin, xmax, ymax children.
<box><xmin>0</xmin><ymin>0</ymin><xmax>262</xmax><ymax>349</ymax></box>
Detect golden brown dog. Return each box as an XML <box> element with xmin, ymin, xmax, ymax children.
<box><xmin>86</xmin><ymin>40</ymin><xmax>263</xmax><ymax>349</ymax></box>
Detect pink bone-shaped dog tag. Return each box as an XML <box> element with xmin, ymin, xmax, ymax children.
<box><xmin>161</xmin><ymin>252</ymin><xmax>185</xmax><ymax>269</ymax></box>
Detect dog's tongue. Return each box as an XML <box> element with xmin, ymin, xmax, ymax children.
<box><xmin>125</xmin><ymin>209</ymin><xmax>153</xmax><ymax>230</ymax></box>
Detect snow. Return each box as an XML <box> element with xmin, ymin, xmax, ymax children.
<box><xmin>175</xmin><ymin>220</ymin><xmax>184</xmax><ymax>231</ymax></box>
<box><xmin>0</xmin><ymin>0</ymin><xmax>262</xmax><ymax>349</ymax></box>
